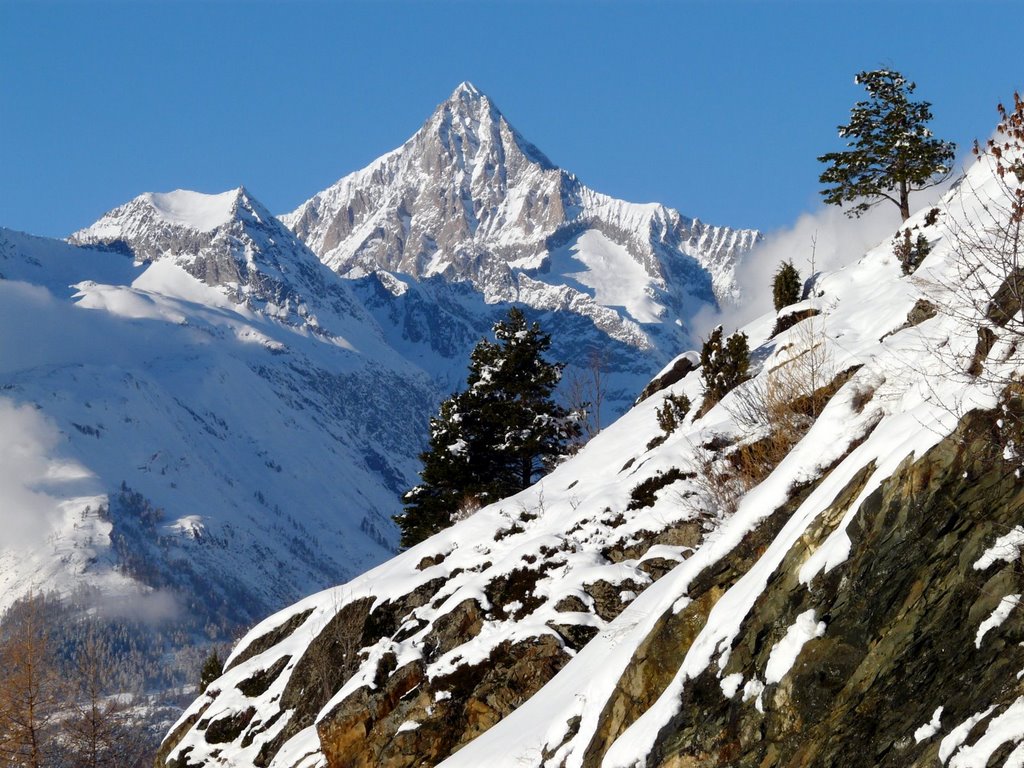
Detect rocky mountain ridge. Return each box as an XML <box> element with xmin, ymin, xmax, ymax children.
<box><xmin>282</xmin><ymin>83</ymin><xmax>760</xmax><ymax>413</ymax></box>
<box><xmin>0</xmin><ymin>185</ymin><xmax>438</xmax><ymax>628</ymax></box>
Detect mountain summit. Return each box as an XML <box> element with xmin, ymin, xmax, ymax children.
<box><xmin>283</xmin><ymin>82</ymin><xmax>760</xmax><ymax>347</ymax></box>
<box><xmin>71</xmin><ymin>186</ymin><xmax>377</xmax><ymax>342</ymax></box>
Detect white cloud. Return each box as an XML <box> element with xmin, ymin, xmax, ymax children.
<box><xmin>697</xmin><ymin>178</ymin><xmax>960</xmax><ymax>341</ymax></box>
<box><xmin>0</xmin><ymin>398</ymin><xmax>67</xmax><ymax>551</ymax></box>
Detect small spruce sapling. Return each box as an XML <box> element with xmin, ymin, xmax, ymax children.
<box><xmin>893</xmin><ymin>228</ymin><xmax>931</xmax><ymax>275</ymax></box>
<box><xmin>772</xmin><ymin>261</ymin><xmax>802</xmax><ymax>311</ymax></box>
<box><xmin>199</xmin><ymin>649</ymin><xmax>223</xmax><ymax>694</ymax></box>
<box><xmin>656</xmin><ymin>393</ymin><xmax>691</xmax><ymax>435</ymax></box>
<box><xmin>700</xmin><ymin>326</ymin><xmax>750</xmax><ymax>408</ymax></box>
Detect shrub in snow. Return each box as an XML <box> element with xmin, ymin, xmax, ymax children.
<box><xmin>199</xmin><ymin>648</ymin><xmax>223</xmax><ymax>694</ymax></box>
<box><xmin>700</xmin><ymin>326</ymin><xmax>750</xmax><ymax>410</ymax></box>
<box><xmin>893</xmin><ymin>228</ymin><xmax>931</xmax><ymax>274</ymax></box>
<box><xmin>656</xmin><ymin>392</ymin><xmax>691</xmax><ymax>436</ymax></box>
<box><xmin>772</xmin><ymin>260</ymin><xmax>802</xmax><ymax>311</ymax></box>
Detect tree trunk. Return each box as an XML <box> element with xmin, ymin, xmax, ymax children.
<box><xmin>899</xmin><ymin>179</ymin><xmax>911</xmax><ymax>221</ymax></box>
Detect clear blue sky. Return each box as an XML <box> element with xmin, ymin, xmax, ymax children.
<box><xmin>2</xmin><ymin>0</ymin><xmax>1021</xmax><ymax>238</ymax></box>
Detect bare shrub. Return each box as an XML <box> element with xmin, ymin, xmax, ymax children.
<box><xmin>924</xmin><ymin>93</ymin><xmax>1024</xmax><ymax>457</ymax></box>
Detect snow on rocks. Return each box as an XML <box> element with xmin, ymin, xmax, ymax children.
<box><xmin>763</xmin><ymin>610</ymin><xmax>826</xmax><ymax>685</ymax></box>
<box><xmin>975</xmin><ymin>595</ymin><xmax>1021</xmax><ymax>649</ymax></box>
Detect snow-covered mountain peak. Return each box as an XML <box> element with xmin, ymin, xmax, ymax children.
<box><xmin>72</xmin><ymin>185</ymin><xmax>276</xmax><ymax>249</ymax></box>
<box><xmin>451</xmin><ymin>80</ymin><xmax>482</xmax><ymax>99</ymax></box>
<box><xmin>141</xmin><ymin>188</ymin><xmax>242</xmax><ymax>232</ymax></box>
<box><xmin>70</xmin><ymin>186</ymin><xmax>381</xmax><ymax>343</ymax></box>
<box><xmin>282</xmin><ymin>85</ymin><xmax>760</xmax><ymax>405</ymax></box>
<box><xmin>423</xmin><ymin>80</ymin><xmax>555</xmax><ymax>171</ymax></box>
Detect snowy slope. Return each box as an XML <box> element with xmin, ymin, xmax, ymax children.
<box><xmin>0</xmin><ymin>190</ymin><xmax>439</xmax><ymax>627</ymax></box>
<box><xmin>161</xmin><ymin>145</ymin><xmax>1024</xmax><ymax>767</ymax></box>
<box><xmin>282</xmin><ymin>83</ymin><xmax>760</xmax><ymax>422</ymax></box>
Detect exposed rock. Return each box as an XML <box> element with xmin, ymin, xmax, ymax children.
<box><xmin>317</xmin><ymin>636</ymin><xmax>570</xmax><ymax>768</ymax></box>
<box><xmin>636</xmin><ymin>354</ymin><xmax>698</xmax><ymax>404</ymax></box>
<box><xmin>645</xmin><ymin>407</ymin><xmax>1024</xmax><ymax>767</ymax></box>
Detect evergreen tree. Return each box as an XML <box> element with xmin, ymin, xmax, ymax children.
<box><xmin>819</xmin><ymin>69</ymin><xmax>955</xmax><ymax>221</ymax></box>
<box><xmin>893</xmin><ymin>228</ymin><xmax>931</xmax><ymax>275</ymax></box>
<box><xmin>700</xmin><ymin>326</ymin><xmax>750</xmax><ymax>407</ymax></box>
<box><xmin>772</xmin><ymin>261</ymin><xmax>802</xmax><ymax>311</ymax></box>
<box><xmin>397</xmin><ymin>308</ymin><xmax>580</xmax><ymax>548</ymax></box>
<box><xmin>199</xmin><ymin>649</ymin><xmax>222</xmax><ymax>694</ymax></box>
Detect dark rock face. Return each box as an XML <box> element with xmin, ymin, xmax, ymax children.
<box><xmin>635</xmin><ymin>355</ymin><xmax>698</xmax><ymax>404</ymax></box>
<box><xmin>634</xmin><ymin>406</ymin><xmax>1024</xmax><ymax>768</ymax></box>
<box><xmin>317</xmin><ymin>636</ymin><xmax>569</xmax><ymax>768</ymax></box>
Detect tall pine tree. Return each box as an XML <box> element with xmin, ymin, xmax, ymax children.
<box><xmin>818</xmin><ymin>69</ymin><xmax>955</xmax><ymax>221</ymax></box>
<box><xmin>397</xmin><ymin>308</ymin><xmax>580</xmax><ymax>549</ymax></box>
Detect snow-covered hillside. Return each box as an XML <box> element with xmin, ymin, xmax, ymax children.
<box><xmin>161</xmin><ymin>141</ymin><xmax>1024</xmax><ymax>767</ymax></box>
<box><xmin>283</xmin><ymin>82</ymin><xmax>761</xmax><ymax>421</ymax></box>
<box><xmin>0</xmin><ymin>188</ymin><xmax>438</xmax><ymax>625</ymax></box>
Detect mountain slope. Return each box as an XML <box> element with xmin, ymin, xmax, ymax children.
<box><xmin>160</xmin><ymin>146</ymin><xmax>1024</xmax><ymax>767</ymax></box>
<box><xmin>0</xmin><ymin>188</ymin><xmax>439</xmax><ymax>628</ymax></box>
<box><xmin>282</xmin><ymin>83</ymin><xmax>760</xmax><ymax>421</ymax></box>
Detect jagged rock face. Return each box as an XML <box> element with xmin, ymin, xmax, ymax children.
<box><xmin>641</xmin><ymin>408</ymin><xmax>1024</xmax><ymax>768</ymax></box>
<box><xmin>283</xmin><ymin>82</ymin><xmax>761</xmax><ymax>360</ymax></box>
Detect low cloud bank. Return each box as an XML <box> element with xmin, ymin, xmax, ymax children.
<box><xmin>0</xmin><ymin>398</ymin><xmax>67</xmax><ymax>551</ymax></box>
<box><xmin>695</xmin><ymin>179</ymin><xmax>960</xmax><ymax>341</ymax></box>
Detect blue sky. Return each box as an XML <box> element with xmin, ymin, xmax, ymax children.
<box><xmin>2</xmin><ymin>0</ymin><xmax>1021</xmax><ymax>238</ymax></box>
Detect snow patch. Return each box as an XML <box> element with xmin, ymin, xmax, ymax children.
<box><xmin>975</xmin><ymin>595</ymin><xmax>1021</xmax><ymax>649</ymax></box>
<box><xmin>974</xmin><ymin>526</ymin><xmax>1024</xmax><ymax>571</ymax></box>
<box><xmin>947</xmin><ymin>698</ymin><xmax>1024</xmax><ymax>768</ymax></box>
<box><xmin>764</xmin><ymin>610</ymin><xmax>826</xmax><ymax>685</ymax></box>
<box><xmin>915</xmin><ymin>706</ymin><xmax>944</xmax><ymax>743</ymax></box>
<box><xmin>144</xmin><ymin>189</ymin><xmax>239</xmax><ymax>233</ymax></box>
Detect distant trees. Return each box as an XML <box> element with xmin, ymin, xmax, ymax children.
<box><xmin>819</xmin><ymin>69</ymin><xmax>955</xmax><ymax>221</ymax></box>
<box><xmin>397</xmin><ymin>308</ymin><xmax>581</xmax><ymax>548</ymax></box>
<box><xmin>564</xmin><ymin>347</ymin><xmax>609</xmax><ymax>441</ymax></box>
<box><xmin>0</xmin><ymin>591</ymin><xmax>209</xmax><ymax>767</ymax></box>
<box><xmin>0</xmin><ymin>594</ymin><xmax>61</xmax><ymax>768</ymax></box>
<box><xmin>772</xmin><ymin>261</ymin><xmax>802</xmax><ymax>311</ymax></box>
